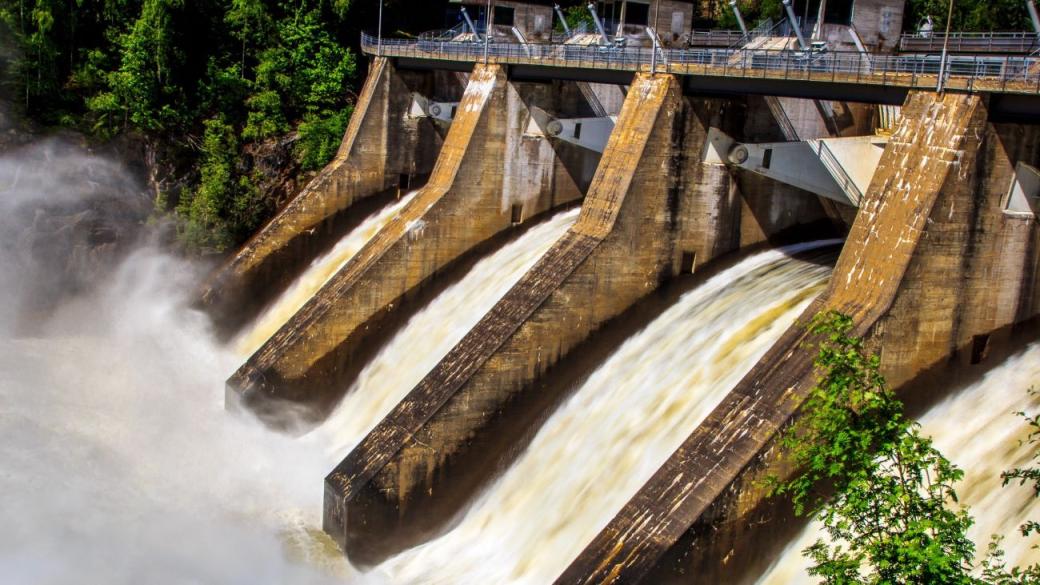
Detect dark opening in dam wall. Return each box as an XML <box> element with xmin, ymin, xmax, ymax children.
<box><xmin>559</xmin><ymin>91</ymin><xmax>1040</xmax><ymax>584</ymax></box>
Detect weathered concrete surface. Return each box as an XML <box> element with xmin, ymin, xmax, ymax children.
<box><xmin>322</xmin><ymin>74</ymin><xmax>837</xmax><ymax>565</ymax></box>
<box><xmin>323</xmin><ymin>71</ymin><xmax>686</xmax><ymax>566</ymax></box>
<box><xmin>227</xmin><ymin>63</ymin><xmax>586</xmax><ymax>419</ymax></box>
<box><xmin>556</xmin><ymin>91</ymin><xmax>1040</xmax><ymax>584</ymax></box>
<box><xmin>200</xmin><ymin>57</ymin><xmax>447</xmax><ymax>334</ymax></box>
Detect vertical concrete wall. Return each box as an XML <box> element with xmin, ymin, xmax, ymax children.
<box><xmin>558</xmin><ymin>91</ymin><xmax>1040</xmax><ymax>584</ymax></box>
<box><xmin>200</xmin><ymin>57</ymin><xmax>447</xmax><ymax>333</ymax></box>
<box><xmin>850</xmin><ymin>0</ymin><xmax>906</xmax><ymax>52</ymax></box>
<box><xmin>227</xmin><ymin>64</ymin><xmax>588</xmax><ymax>420</ymax></box>
<box><xmin>322</xmin><ymin>75</ymin><xmax>841</xmax><ymax>566</ymax></box>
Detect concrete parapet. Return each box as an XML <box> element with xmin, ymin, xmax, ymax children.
<box><xmin>227</xmin><ymin>63</ymin><xmax>586</xmax><ymax>420</ymax></box>
<box><xmin>557</xmin><ymin>91</ymin><xmax>1040</xmax><ymax>584</ymax></box>
<box><xmin>200</xmin><ymin>57</ymin><xmax>448</xmax><ymax>334</ymax></box>
<box><xmin>322</xmin><ymin>73</ymin><xmax>839</xmax><ymax>565</ymax></box>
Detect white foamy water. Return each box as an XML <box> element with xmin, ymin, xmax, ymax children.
<box><xmin>310</xmin><ymin>208</ymin><xmax>580</xmax><ymax>459</ymax></box>
<box><xmin>0</xmin><ymin>141</ymin><xmax>358</xmax><ymax>583</ymax></box>
<box><xmin>373</xmin><ymin>241</ymin><xmax>837</xmax><ymax>585</ymax></box>
<box><xmin>233</xmin><ymin>192</ymin><xmax>418</xmax><ymax>357</ymax></box>
<box><xmin>0</xmin><ymin>249</ymin><xmax>356</xmax><ymax>584</ymax></box>
<box><xmin>756</xmin><ymin>343</ymin><xmax>1040</xmax><ymax>585</ymax></box>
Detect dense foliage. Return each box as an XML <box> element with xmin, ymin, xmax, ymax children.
<box><xmin>774</xmin><ymin>311</ymin><xmax>1040</xmax><ymax>584</ymax></box>
<box><xmin>904</xmin><ymin>0</ymin><xmax>1032</xmax><ymax>34</ymax></box>
<box><xmin>3</xmin><ymin>0</ymin><xmax>1033</xmax><ymax>253</ymax></box>
<box><xmin>0</xmin><ymin>0</ymin><xmax>358</xmax><ymax>252</ymax></box>
<box><xmin>772</xmin><ymin>311</ymin><xmax>978</xmax><ymax>583</ymax></box>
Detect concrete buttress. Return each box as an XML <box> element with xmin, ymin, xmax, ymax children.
<box><xmin>200</xmin><ymin>57</ymin><xmax>447</xmax><ymax>334</ymax></box>
<box><xmin>322</xmin><ymin>71</ymin><xmax>688</xmax><ymax>566</ymax></box>
<box><xmin>320</xmin><ymin>68</ymin><xmax>840</xmax><ymax>565</ymax></box>
<box><xmin>559</xmin><ymin>91</ymin><xmax>1040</xmax><ymax>584</ymax></box>
<box><xmin>226</xmin><ymin>63</ymin><xmax>584</xmax><ymax>420</ymax></box>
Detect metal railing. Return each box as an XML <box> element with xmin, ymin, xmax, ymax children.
<box><xmin>900</xmin><ymin>31</ymin><xmax>1040</xmax><ymax>54</ymax></box>
<box><xmin>727</xmin><ymin>17</ymin><xmax>778</xmax><ymax>48</ymax></box>
<box><xmin>419</xmin><ymin>23</ymin><xmax>468</xmax><ymax>42</ymax></box>
<box><xmin>363</xmin><ymin>33</ymin><xmax>1040</xmax><ymax>96</ymax></box>
<box><xmin>815</xmin><ymin>140</ymin><xmax>863</xmax><ymax>205</ymax></box>
<box><xmin>683</xmin><ymin>28</ymin><xmax>746</xmax><ymax>47</ymax></box>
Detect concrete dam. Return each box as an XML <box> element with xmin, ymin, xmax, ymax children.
<box><xmin>193</xmin><ymin>2</ymin><xmax>1040</xmax><ymax>582</ymax></box>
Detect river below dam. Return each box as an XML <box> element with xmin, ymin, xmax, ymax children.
<box><xmin>4</xmin><ymin>169</ymin><xmax>1040</xmax><ymax>583</ymax></box>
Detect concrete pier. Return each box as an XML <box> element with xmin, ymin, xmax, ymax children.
<box><xmin>559</xmin><ymin>91</ymin><xmax>1040</xmax><ymax>584</ymax></box>
<box><xmin>323</xmin><ymin>72</ymin><xmax>839</xmax><ymax>566</ymax></box>
<box><xmin>200</xmin><ymin>57</ymin><xmax>451</xmax><ymax>334</ymax></box>
<box><xmin>227</xmin><ymin>63</ymin><xmax>592</xmax><ymax>420</ymax></box>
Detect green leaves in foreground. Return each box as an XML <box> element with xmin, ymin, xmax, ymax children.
<box><xmin>772</xmin><ymin>311</ymin><xmax>977</xmax><ymax>584</ymax></box>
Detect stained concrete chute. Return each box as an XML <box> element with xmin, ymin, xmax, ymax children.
<box><xmin>323</xmin><ymin>72</ymin><xmax>685</xmax><ymax>566</ymax></box>
<box><xmin>557</xmin><ymin>91</ymin><xmax>1038</xmax><ymax>584</ymax></box>
<box><xmin>199</xmin><ymin>57</ymin><xmax>445</xmax><ymax>333</ymax></box>
<box><xmin>226</xmin><ymin>63</ymin><xmax>587</xmax><ymax>422</ymax></box>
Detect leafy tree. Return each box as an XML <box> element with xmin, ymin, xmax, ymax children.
<box><xmin>772</xmin><ymin>311</ymin><xmax>978</xmax><ymax>584</ymax></box>
<box><xmin>716</xmin><ymin>0</ymin><xmax>783</xmax><ymax>30</ymax></box>
<box><xmin>904</xmin><ymin>0</ymin><xmax>1031</xmax><ymax>33</ymax></box>
<box><xmin>177</xmin><ymin>115</ymin><xmax>237</xmax><ymax>253</ymax></box>
<box><xmin>554</xmin><ymin>5</ymin><xmax>593</xmax><ymax>33</ymax></box>
<box><xmin>295</xmin><ymin>106</ymin><xmax>352</xmax><ymax>172</ymax></box>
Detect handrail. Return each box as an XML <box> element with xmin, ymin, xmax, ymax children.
<box><xmin>728</xmin><ymin>17</ymin><xmax>778</xmax><ymax>48</ymax></box>
<box><xmin>683</xmin><ymin>28</ymin><xmax>746</xmax><ymax>47</ymax></box>
<box><xmin>418</xmin><ymin>23</ymin><xmax>468</xmax><ymax>42</ymax></box>
<box><xmin>361</xmin><ymin>33</ymin><xmax>1040</xmax><ymax>96</ymax></box>
<box><xmin>815</xmin><ymin>140</ymin><xmax>863</xmax><ymax>205</ymax></box>
<box><xmin>900</xmin><ymin>31</ymin><xmax>1040</xmax><ymax>53</ymax></box>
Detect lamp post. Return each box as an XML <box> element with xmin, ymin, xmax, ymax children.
<box><xmin>484</xmin><ymin>0</ymin><xmax>493</xmax><ymax>64</ymax></box>
<box><xmin>377</xmin><ymin>0</ymin><xmax>383</xmax><ymax>56</ymax></box>
<box><xmin>937</xmin><ymin>0</ymin><xmax>954</xmax><ymax>92</ymax></box>
<box><xmin>650</xmin><ymin>0</ymin><xmax>661</xmax><ymax>73</ymax></box>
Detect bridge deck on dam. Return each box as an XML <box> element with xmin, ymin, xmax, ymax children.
<box><xmin>362</xmin><ymin>33</ymin><xmax>1040</xmax><ymax>116</ymax></box>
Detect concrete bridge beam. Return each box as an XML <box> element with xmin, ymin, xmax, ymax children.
<box><xmin>560</xmin><ymin>90</ymin><xmax>1040</xmax><ymax>584</ymax></box>
<box><xmin>721</xmin><ymin>134</ymin><xmax>886</xmax><ymax>207</ymax></box>
<box><xmin>408</xmin><ymin>93</ymin><xmax>459</xmax><ymax>124</ymax></box>
<box><xmin>525</xmin><ymin>106</ymin><xmax>617</xmax><ymax>153</ymax></box>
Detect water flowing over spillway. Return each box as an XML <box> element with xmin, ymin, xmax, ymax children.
<box><xmin>0</xmin><ymin>251</ymin><xmax>353</xmax><ymax>584</ymax></box>
<box><xmin>233</xmin><ymin>191</ymin><xmax>418</xmax><ymax>357</ymax></box>
<box><xmin>309</xmin><ymin>208</ymin><xmax>580</xmax><ymax>460</ymax></box>
<box><xmin>755</xmin><ymin>343</ymin><xmax>1040</xmax><ymax>585</ymax></box>
<box><xmin>371</xmin><ymin>242</ymin><xmax>837</xmax><ymax>585</ymax></box>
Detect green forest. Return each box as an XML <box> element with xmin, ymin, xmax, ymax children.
<box><xmin>0</xmin><ymin>0</ymin><xmax>1033</xmax><ymax>255</ymax></box>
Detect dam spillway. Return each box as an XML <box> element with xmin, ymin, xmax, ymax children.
<box><xmin>756</xmin><ymin>343</ymin><xmax>1040</xmax><ymax>584</ymax></box>
<box><xmin>309</xmin><ymin>207</ymin><xmax>580</xmax><ymax>459</ymax></box>
<box><xmin>371</xmin><ymin>244</ymin><xmax>835</xmax><ymax>584</ymax></box>
<box><xmin>233</xmin><ymin>191</ymin><xmax>419</xmax><ymax>358</ymax></box>
<box><xmin>113</xmin><ymin>7</ymin><xmax>1040</xmax><ymax>581</ymax></box>
<box><xmin>11</xmin><ymin>1</ymin><xmax>1040</xmax><ymax>582</ymax></box>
